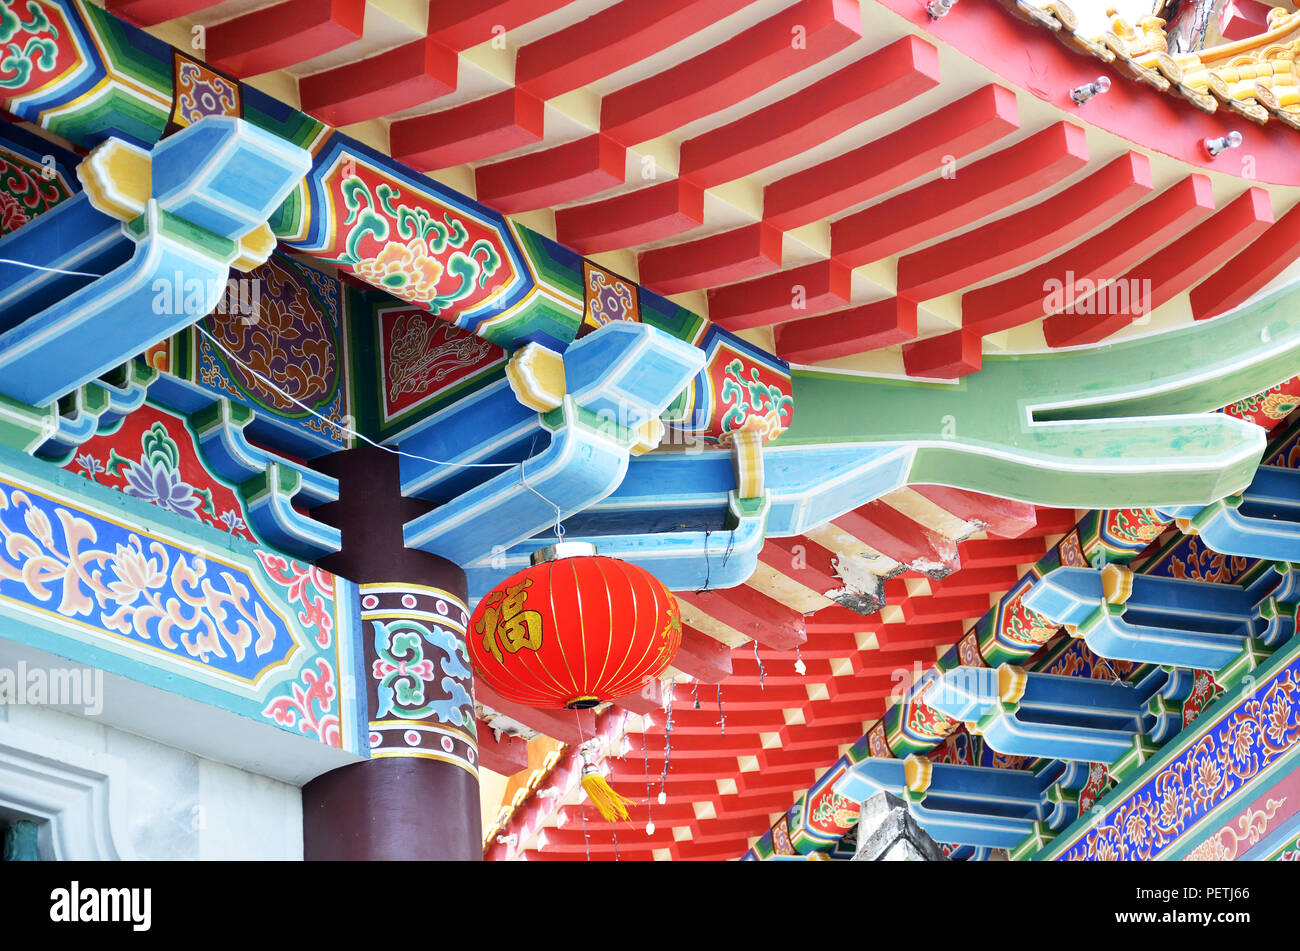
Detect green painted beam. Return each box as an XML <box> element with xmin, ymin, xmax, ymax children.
<box><xmin>780</xmin><ymin>277</ymin><xmax>1300</xmax><ymax>508</ymax></box>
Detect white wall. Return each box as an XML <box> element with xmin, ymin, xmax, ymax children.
<box><xmin>0</xmin><ymin>701</ymin><xmax>302</xmax><ymax>860</ymax></box>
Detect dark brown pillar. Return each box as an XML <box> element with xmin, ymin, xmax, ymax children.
<box><xmin>303</xmin><ymin>445</ymin><xmax>482</xmax><ymax>860</ymax></box>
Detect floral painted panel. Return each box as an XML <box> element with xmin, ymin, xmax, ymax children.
<box><xmin>68</xmin><ymin>402</ymin><xmax>255</xmax><ymax>542</ymax></box>
<box><xmin>1056</xmin><ymin>653</ymin><xmax>1300</xmax><ymax>861</ymax></box>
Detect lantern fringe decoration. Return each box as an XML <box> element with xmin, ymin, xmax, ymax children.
<box><xmin>581</xmin><ymin>764</ymin><xmax>634</xmax><ymax>822</ymax></box>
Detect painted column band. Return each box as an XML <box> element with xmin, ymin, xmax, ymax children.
<box><xmin>360</xmin><ymin>583</ymin><xmax>477</xmax><ymax>776</ymax></box>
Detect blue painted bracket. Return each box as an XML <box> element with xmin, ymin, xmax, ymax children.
<box><xmin>398</xmin><ymin>321</ymin><xmax>705</xmax><ymax>503</ymax></box>
<box><xmin>1022</xmin><ymin>565</ymin><xmax>1264</xmax><ymax>670</ymax></box>
<box><xmin>27</xmin><ymin>367</ymin><xmax>340</xmax><ymax>562</ymax></box>
<box><xmin>927</xmin><ymin>663</ymin><xmax>1193</xmax><ymax>764</ymax></box>
<box><xmin>405</xmin><ymin>396</ymin><xmax>633</xmax><ymax>565</ymax></box>
<box><xmin>835</xmin><ymin>756</ymin><xmax>1086</xmax><ymax>851</ymax></box>
<box><xmin>0</xmin><ymin>117</ymin><xmax>310</xmax><ymax>407</ymax></box>
<box><xmin>34</xmin><ymin>362</ymin><xmax>157</xmax><ymax>462</ymax></box>
<box><xmin>402</xmin><ymin>322</ymin><xmax>705</xmax><ymax>566</ymax></box>
<box><xmin>1158</xmin><ymin>465</ymin><xmax>1300</xmax><ymax>562</ymax></box>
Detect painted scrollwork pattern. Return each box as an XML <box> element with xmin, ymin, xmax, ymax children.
<box><xmin>0</xmin><ymin>0</ymin><xmax>63</xmax><ymax>95</ymax></box>
<box><xmin>261</xmin><ymin>659</ymin><xmax>340</xmax><ymax>748</ymax></box>
<box><xmin>172</xmin><ymin>54</ymin><xmax>239</xmax><ymax>128</ymax></box>
<box><xmin>333</xmin><ymin>166</ymin><xmax>504</xmax><ymax>312</ymax></box>
<box><xmin>1059</xmin><ymin>660</ymin><xmax>1300</xmax><ymax>861</ymax></box>
<box><xmin>0</xmin><ymin>147</ymin><xmax>69</xmax><ymax>235</ymax></box>
<box><xmin>0</xmin><ymin>480</ymin><xmax>294</xmax><ymax>678</ymax></box>
<box><xmin>582</xmin><ymin>262</ymin><xmax>639</xmax><ymax>333</ymax></box>
<box><xmin>716</xmin><ymin>357</ymin><xmax>794</xmax><ymax>446</ymax></box>
<box><xmin>255</xmin><ymin>550</ymin><xmax>333</xmax><ymax>649</ymax></box>
<box><xmin>382</xmin><ymin>311</ymin><xmax>496</xmax><ymax>414</ymax></box>
<box><xmin>199</xmin><ymin>255</ymin><xmax>342</xmax><ymax>423</ymax></box>
<box><xmin>1184</xmin><ymin>797</ymin><xmax>1286</xmax><ymax>861</ymax></box>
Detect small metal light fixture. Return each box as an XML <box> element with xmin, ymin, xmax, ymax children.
<box><xmin>495</xmin><ymin>833</ymin><xmax>518</xmax><ymax>847</ymax></box>
<box><xmin>926</xmin><ymin>0</ymin><xmax>956</xmax><ymax>18</ymax></box>
<box><xmin>1071</xmin><ymin>75</ymin><xmax>1111</xmax><ymax>105</ymax></box>
<box><xmin>1204</xmin><ymin>130</ymin><xmax>1243</xmax><ymax>157</ymax></box>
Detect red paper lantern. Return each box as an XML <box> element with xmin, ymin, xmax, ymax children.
<box><xmin>468</xmin><ymin>544</ymin><xmax>682</xmax><ymax>710</ymax></box>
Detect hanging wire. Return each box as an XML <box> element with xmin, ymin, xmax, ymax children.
<box><xmin>692</xmin><ymin>681</ymin><xmax>700</xmax><ymax>709</ymax></box>
<box><xmin>0</xmin><ymin>259</ymin><xmax>103</xmax><ymax>278</ymax></box>
<box><xmin>575</xmin><ymin>711</ymin><xmax>592</xmax><ymax>862</ymax></box>
<box><xmin>754</xmin><ymin>637</ymin><xmax>766</xmax><ymax>692</ymax></box>
<box><xmin>658</xmin><ymin>682</ymin><xmax>674</xmax><ymax>805</ymax></box>
<box><xmin>716</xmin><ymin>683</ymin><xmax>725</xmax><ymax>736</ymax></box>
<box><xmin>696</xmin><ymin>528</ymin><xmax>712</xmax><ymax>593</ymax></box>
<box><xmin>3</xmin><ymin>249</ymin><xmax>574</xmax><ymax>537</ymax></box>
<box><xmin>642</xmin><ymin>731</ymin><xmax>655</xmax><ymax>836</ymax></box>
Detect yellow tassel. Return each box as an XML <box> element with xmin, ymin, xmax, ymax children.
<box><xmin>581</xmin><ymin>769</ymin><xmax>633</xmax><ymax>822</ymax></box>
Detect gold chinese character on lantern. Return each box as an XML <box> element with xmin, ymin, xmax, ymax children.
<box><xmin>476</xmin><ymin>578</ymin><xmax>544</xmax><ymax>663</ymax></box>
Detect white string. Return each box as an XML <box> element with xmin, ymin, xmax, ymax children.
<box><xmin>0</xmin><ymin>258</ymin><xmax>103</xmax><ymax>279</ymax></box>
<box><xmin>1</xmin><ymin>256</ymin><xmax>568</xmax><ymax>527</ymax></box>
<box><xmin>196</xmin><ymin>323</ymin><xmax>568</xmax><ymax>534</ymax></box>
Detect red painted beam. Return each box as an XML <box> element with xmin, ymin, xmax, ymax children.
<box><xmin>1190</xmin><ymin>201</ymin><xmax>1300</xmax><ymax>321</ymax></box>
<box><xmin>1032</xmin><ymin>506</ymin><xmax>1080</xmax><ymax>535</ymax></box>
<box><xmin>612</xmin><ymin>687</ymin><xmax>664</xmax><ymax>716</ymax></box>
<box><xmin>803</xmin><ymin>697</ymin><xmax>887</xmax><ymax>726</ymax></box>
<box><xmin>730</xmin><ymin>656</ymin><xmax>832</xmax><ymax>686</ymax></box>
<box><xmin>390</xmin><ymin>89</ymin><xmax>545</xmax><ymax>172</ymax></box>
<box><xmin>1044</xmin><ymin>187</ymin><xmax>1274</xmax><ymax>347</ymax></box>
<box><xmin>475</xmin><ymin>134</ymin><xmax>625</xmax><ymax>214</ymax></box>
<box><xmin>896</xmin><ymin>151</ymin><xmax>1151</xmax><ymax>302</ymax></box>
<box><xmin>475</xmin><ymin>683</ymin><xmax>595</xmax><ymax>745</ymax></box>
<box><xmin>925</xmin><ymin>566</ymin><xmax>1021</xmax><ymax>598</ymax></box>
<box><xmin>901</xmin><ymin>329</ymin><xmax>982</xmax><ymax>379</ymax></box>
<box><xmin>735</xmin><ymin>765</ymin><xmax>818</xmax><ymax>794</ymax></box>
<box><xmin>554</xmin><ymin>179</ymin><xmax>704</xmax><ymax>256</ymax></box>
<box><xmin>802</xmin><ymin>610</ymin><xmax>878</xmax><ymax>636</ymax></box>
<box><xmin>758</xmin><ymin>536</ymin><xmax>841</xmax><ymax>598</ymax></box>
<box><xmin>601</xmin><ymin>0</ymin><xmax>863</xmax><ymax>147</ymax></box>
<box><xmin>775</xmin><ymin>296</ymin><xmax>918</xmax><ymax>363</ymax></box>
<box><xmin>911</xmin><ymin>485</ymin><xmax>1038</xmax><ymax>538</ymax></box>
<box><xmin>832</xmin><ymin>120</ymin><xmax>1091</xmax><ymax>271</ymax></box>
<box><xmin>427</xmin><ymin>0</ymin><xmax>573</xmax><ymax>52</ymax></box>
<box><xmin>679</xmin><ymin>586</ymin><xmax>808</xmax><ymax>651</ymax></box>
<box><xmin>516</xmin><ymin>0</ymin><xmax>753</xmax><ymax>100</ymax></box>
<box><xmin>685</xmin><ymin>815</ymin><xmax>779</xmax><ymax>843</ymax></box>
<box><xmin>298</xmin><ymin>38</ymin><xmax>457</xmax><ymax>127</ymax></box>
<box><xmin>107</xmin><ymin>0</ymin><xmax>222</xmax><ymax>26</ymax></box>
<box><xmin>874</xmin><ymin>619</ymin><xmax>965</xmax><ymax>649</ymax></box>
<box><xmin>708</xmin><ymin>261</ymin><xmax>852</xmax><ymax>333</ymax></box>
<box><xmin>476</xmin><ymin>726</ymin><xmax>530</xmax><ymax>776</ymax></box>
<box><xmin>679</xmin><ymin>35</ymin><xmax>941</xmax><ymax>189</ymax></box>
<box><xmin>833</xmin><ymin>500</ymin><xmax>960</xmax><ymax>574</ymax></box>
<box><xmin>900</xmin><ymin>592</ymin><xmax>992</xmax><ymax>624</ymax></box>
<box><xmin>957</xmin><ymin>536</ymin><xmax>1049</xmax><ymax>569</ymax></box>
<box><xmin>961</xmin><ymin>174</ymin><xmax>1216</xmax><ymax>337</ymax></box>
<box><xmin>638</xmin><ymin>223</ymin><xmax>783</xmax><ymax>296</ymax></box>
<box><xmin>671</xmin><ymin>625</ymin><xmax>734</xmax><ymax>683</ymax></box>
<box><xmin>206</xmin><ymin>0</ymin><xmax>366</xmax><ymax>76</ymax></box>
<box><xmin>659</xmin><ymin>708</ymin><xmax>775</xmax><ymax>735</ymax></box>
<box><xmin>764</xmin><ymin>83</ymin><xmax>1020</xmax><ymax>233</ymax></box>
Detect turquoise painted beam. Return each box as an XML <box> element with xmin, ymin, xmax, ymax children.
<box><xmin>465</xmin><ymin>493</ymin><xmax>771</xmax><ymax>600</ymax></box>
